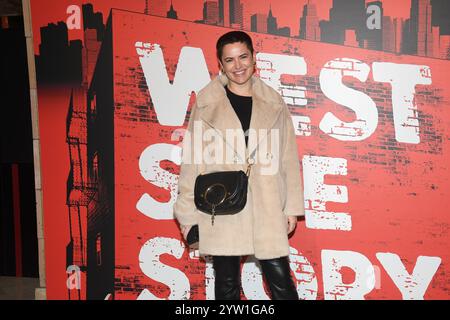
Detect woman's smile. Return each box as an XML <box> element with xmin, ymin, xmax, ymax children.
<box><xmin>234</xmin><ymin>70</ymin><xmax>245</xmax><ymax>75</ymax></box>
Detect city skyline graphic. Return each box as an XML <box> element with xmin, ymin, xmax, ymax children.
<box><xmin>34</xmin><ymin>0</ymin><xmax>450</xmax><ymax>66</ymax></box>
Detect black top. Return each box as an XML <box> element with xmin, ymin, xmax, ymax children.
<box><xmin>225</xmin><ymin>85</ymin><xmax>252</xmax><ymax>146</ymax></box>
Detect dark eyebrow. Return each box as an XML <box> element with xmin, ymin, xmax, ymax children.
<box><xmin>223</xmin><ymin>52</ymin><xmax>249</xmax><ymax>59</ymax></box>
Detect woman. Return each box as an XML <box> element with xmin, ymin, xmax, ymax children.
<box><xmin>173</xmin><ymin>31</ymin><xmax>304</xmax><ymax>300</ymax></box>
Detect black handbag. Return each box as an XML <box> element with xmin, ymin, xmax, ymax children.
<box><xmin>186</xmin><ymin>224</ymin><xmax>199</xmax><ymax>246</ymax></box>
<box><xmin>194</xmin><ymin>158</ymin><xmax>254</xmax><ymax>226</ymax></box>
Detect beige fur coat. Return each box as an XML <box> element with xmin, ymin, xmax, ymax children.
<box><xmin>173</xmin><ymin>74</ymin><xmax>304</xmax><ymax>259</ymax></box>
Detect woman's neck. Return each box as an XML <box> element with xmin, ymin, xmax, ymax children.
<box><xmin>227</xmin><ymin>82</ymin><xmax>252</xmax><ymax>97</ymax></box>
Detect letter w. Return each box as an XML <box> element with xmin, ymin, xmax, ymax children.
<box><xmin>135</xmin><ymin>42</ymin><xmax>211</xmax><ymax>126</ymax></box>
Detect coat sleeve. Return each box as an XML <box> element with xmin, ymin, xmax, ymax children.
<box><xmin>281</xmin><ymin>104</ymin><xmax>305</xmax><ymax>217</ymax></box>
<box><xmin>173</xmin><ymin>102</ymin><xmax>200</xmax><ymax>226</ymax></box>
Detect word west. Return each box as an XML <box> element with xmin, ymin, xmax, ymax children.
<box><xmin>135</xmin><ymin>42</ymin><xmax>432</xmax><ymax>144</ymax></box>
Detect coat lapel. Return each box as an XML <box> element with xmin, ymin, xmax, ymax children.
<box><xmin>247</xmin><ymin>81</ymin><xmax>284</xmax><ymax>158</ymax></box>
<box><xmin>197</xmin><ymin>74</ymin><xmax>283</xmax><ymax>162</ymax></box>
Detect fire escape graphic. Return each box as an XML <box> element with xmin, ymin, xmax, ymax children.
<box><xmin>66</xmin><ymin>88</ymin><xmax>96</xmax><ymax>299</ymax></box>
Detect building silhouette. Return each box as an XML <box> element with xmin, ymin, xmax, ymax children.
<box><xmin>145</xmin><ymin>0</ymin><xmax>168</xmax><ymax>17</ymax></box>
<box><xmin>431</xmin><ymin>0</ymin><xmax>450</xmax><ymax>36</ymax></box>
<box><xmin>82</xmin><ymin>4</ymin><xmax>105</xmax><ymax>89</ymax></box>
<box><xmin>439</xmin><ymin>35</ymin><xmax>450</xmax><ymax>59</ymax></box>
<box><xmin>66</xmin><ymin>86</ymin><xmax>95</xmax><ymax>300</ymax></box>
<box><xmin>264</xmin><ymin>5</ymin><xmax>290</xmax><ymax>37</ymax></box>
<box><xmin>277</xmin><ymin>26</ymin><xmax>291</xmax><ymax>37</ymax></box>
<box><xmin>241</xmin><ymin>2</ymin><xmax>251</xmax><ymax>31</ymax></box>
<box><xmin>365</xmin><ymin>1</ymin><xmax>382</xmax><ymax>50</ymax></box>
<box><xmin>82</xmin><ymin>3</ymin><xmax>105</xmax><ymax>41</ymax></box>
<box><xmin>203</xmin><ymin>1</ymin><xmax>219</xmax><ymax>25</ymax></box>
<box><xmin>82</xmin><ymin>30</ymin><xmax>101</xmax><ymax>110</ymax></box>
<box><xmin>432</xmin><ymin>26</ymin><xmax>440</xmax><ymax>58</ymax></box>
<box><xmin>344</xmin><ymin>29</ymin><xmax>358</xmax><ymax>47</ymax></box>
<box><xmin>251</xmin><ymin>13</ymin><xmax>267</xmax><ymax>33</ymax></box>
<box><xmin>36</xmin><ymin>22</ymin><xmax>82</xmax><ymax>84</ymax></box>
<box><xmin>267</xmin><ymin>5</ymin><xmax>278</xmax><ymax>35</ymax></box>
<box><xmin>300</xmin><ymin>1</ymin><xmax>320</xmax><ymax>41</ymax></box>
<box><xmin>393</xmin><ymin>18</ymin><xmax>404</xmax><ymax>53</ymax></box>
<box><xmin>167</xmin><ymin>0</ymin><xmax>178</xmax><ymax>19</ymax></box>
<box><xmin>416</xmin><ymin>0</ymin><xmax>433</xmax><ymax>56</ymax></box>
<box><xmin>218</xmin><ymin>0</ymin><xmax>247</xmax><ymax>28</ymax></box>
<box><xmin>382</xmin><ymin>16</ymin><xmax>395</xmax><ymax>52</ymax></box>
<box><xmin>218</xmin><ymin>0</ymin><xmax>224</xmax><ymax>25</ymax></box>
<box><xmin>85</xmin><ymin>15</ymin><xmax>115</xmax><ymax>299</ymax></box>
<box><xmin>218</xmin><ymin>0</ymin><xmax>230</xmax><ymax>27</ymax></box>
<box><xmin>404</xmin><ymin>0</ymin><xmax>434</xmax><ymax>57</ymax></box>
<box><xmin>37</xmin><ymin>3</ymin><xmax>105</xmax><ymax>85</ymax></box>
<box><xmin>229</xmin><ymin>0</ymin><xmax>243</xmax><ymax>28</ymax></box>
<box><xmin>402</xmin><ymin>17</ymin><xmax>411</xmax><ymax>53</ymax></box>
<box><xmin>65</xmin><ymin>3</ymin><xmax>106</xmax><ymax>300</ymax></box>
<box><xmin>320</xmin><ymin>0</ymin><xmax>367</xmax><ymax>46</ymax></box>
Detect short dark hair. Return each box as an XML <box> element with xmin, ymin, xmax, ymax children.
<box><xmin>216</xmin><ymin>31</ymin><xmax>254</xmax><ymax>61</ymax></box>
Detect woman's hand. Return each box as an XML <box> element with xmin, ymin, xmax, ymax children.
<box><xmin>287</xmin><ymin>216</ymin><xmax>297</xmax><ymax>235</ymax></box>
<box><xmin>180</xmin><ymin>225</ymin><xmax>192</xmax><ymax>241</ymax></box>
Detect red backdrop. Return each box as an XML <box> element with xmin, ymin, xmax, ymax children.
<box><xmin>30</xmin><ymin>0</ymin><xmax>450</xmax><ymax>300</ymax></box>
